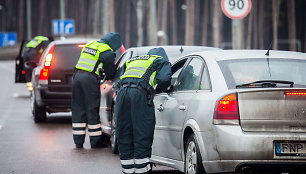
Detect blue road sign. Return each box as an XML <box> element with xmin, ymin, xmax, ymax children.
<box><xmin>52</xmin><ymin>19</ymin><xmax>75</xmax><ymax>35</ymax></box>
<box><xmin>0</xmin><ymin>32</ymin><xmax>17</xmax><ymax>47</ymax></box>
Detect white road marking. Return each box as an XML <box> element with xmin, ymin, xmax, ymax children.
<box><xmin>0</xmin><ymin>125</ymin><xmax>2</xmax><ymax>130</ymax></box>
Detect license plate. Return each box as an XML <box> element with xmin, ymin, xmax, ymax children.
<box><xmin>275</xmin><ymin>141</ymin><xmax>306</xmax><ymax>157</ymax></box>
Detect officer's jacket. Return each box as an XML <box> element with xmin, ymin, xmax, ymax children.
<box><xmin>26</xmin><ymin>36</ymin><xmax>49</xmax><ymax>53</ymax></box>
<box><xmin>120</xmin><ymin>50</ymin><xmax>171</xmax><ymax>92</ymax></box>
<box><xmin>75</xmin><ymin>41</ymin><xmax>113</xmax><ymax>76</ymax></box>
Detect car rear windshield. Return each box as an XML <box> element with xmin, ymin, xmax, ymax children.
<box><xmin>218</xmin><ymin>58</ymin><xmax>306</xmax><ymax>89</ymax></box>
<box><xmin>50</xmin><ymin>44</ymin><xmax>83</xmax><ymax>71</ymax></box>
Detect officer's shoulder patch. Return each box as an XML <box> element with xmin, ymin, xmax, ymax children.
<box><xmin>129</xmin><ymin>55</ymin><xmax>151</xmax><ymax>62</ymax></box>
<box><xmin>83</xmin><ymin>47</ymin><xmax>97</xmax><ymax>56</ymax></box>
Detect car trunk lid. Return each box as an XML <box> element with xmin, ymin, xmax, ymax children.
<box><xmin>238</xmin><ymin>89</ymin><xmax>306</xmax><ymax>132</ymax></box>
<box><xmin>48</xmin><ymin>44</ymin><xmax>84</xmax><ymax>92</ymax></box>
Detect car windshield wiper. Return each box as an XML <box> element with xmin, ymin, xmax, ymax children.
<box><xmin>236</xmin><ymin>80</ymin><xmax>294</xmax><ymax>88</ymax></box>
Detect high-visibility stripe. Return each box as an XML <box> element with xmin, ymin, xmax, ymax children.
<box><xmin>123</xmin><ymin>70</ymin><xmax>144</xmax><ymax>77</ymax></box>
<box><xmin>88</xmin><ymin>124</ymin><xmax>101</xmax><ymax>129</ymax></box>
<box><xmin>78</xmin><ymin>57</ymin><xmax>97</xmax><ymax>65</ymax></box>
<box><xmin>125</xmin><ymin>66</ymin><xmax>147</xmax><ymax>72</ymax></box>
<box><xmin>72</xmin><ymin>130</ymin><xmax>86</xmax><ymax>135</ymax></box>
<box><xmin>134</xmin><ymin>158</ymin><xmax>150</xmax><ymax>165</ymax></box>
<box><xmin>121</xmin><ymin>159</ymin><xmax>134</xmax><ymax>165</ymax></box>
<box><xmin>88</xmin><ymin>130</ymin><xmax>102</xmax><ymax>136</ymax></box>
<box><xmin>122</xmin><ymin>168</ymin><xmax>135</xmax><ymax>174</ymax></box>
<box><xmin>72</xmin><ymin>123</ymin><xmax>86</xmax><ymax>128</ymax></box>
<box><xmin>135</xmin><ymin>164</ymin><xmax>151</xmax><ymax>173</ymax></box>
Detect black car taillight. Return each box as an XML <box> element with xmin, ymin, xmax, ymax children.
<box><xmin>213</xmin><ymin>93</ymin><xmax>239</xmax><ymax>125</ymax></box>
<box><xmin>39</xmin><ymin>45</ymin><xmax>55</xmax><ymax>85</ymax></box>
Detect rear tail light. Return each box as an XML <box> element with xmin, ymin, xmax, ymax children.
<box><xmin>39</xmin><ymin>45</ymin><xmax>55</xmax><ymax>85</ymax></box>
<box><xmin>213</xmin><ymin>93</ymin><xmax>239</xmax><ymax>125</ymax></box>
<box><xmin>78</xmin><ymin>44</ymin><xmax>85</xmax><ymax>48</ymax></box>
<box><xmin>120</xmin><ymin>45</ymin><xmax>126</xmax><ymax>53</ymax></box>
<box><xmin>285</xmin><ymin>92</ymin><xmax>306</xmax><ymax>96</ymax></box>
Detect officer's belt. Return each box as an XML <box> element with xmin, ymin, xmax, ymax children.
<box><xmin>75</xmin><ymin>69</ymin><xmax>98</xmax><ymax>79</ymax></box>
<box><xmin>121</xmin><ymin>83</ymin><xmax>148</xmax><ymax>96</ymax></box>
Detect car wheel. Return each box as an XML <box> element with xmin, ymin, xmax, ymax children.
<box><xmin>32</xmin><ymin>96</ymin><xmax>47</xmax><ymax>123</ymax></box>
<box><xmin>184</xmin><ymin>134</ymin><xmax>206</xmax><ymax>174</ymax></box>
<box><xmin>110</xmin><ymin>105</ymin><xmax>119</xmax><ymax>154</ymax></box>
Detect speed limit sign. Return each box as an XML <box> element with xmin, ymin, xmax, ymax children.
<box><xmin>221</xmin><ymin>0</ymin><xmax>252</xmax><ymax>19</ymax></box>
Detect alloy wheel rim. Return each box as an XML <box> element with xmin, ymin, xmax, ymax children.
<box><xmin>186</xmin><ymin>141</ymin><xmax>197</xmax><ymax>174</ymax></box>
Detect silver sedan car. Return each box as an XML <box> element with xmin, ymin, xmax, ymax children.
<box><xmin>151</xmin><ymin>50</ymin><xmax>306</xmax><ymax>173</ymax></box>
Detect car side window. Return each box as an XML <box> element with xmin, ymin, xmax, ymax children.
<box><xmin>200</xmin><ymin>63</ymin><xmax>211</xmax><ymax>90</ymax></box>
<box><xmin>177</xmin><ymin>57</ymin><xmax>203</xmax><ymax>91</ymax></box>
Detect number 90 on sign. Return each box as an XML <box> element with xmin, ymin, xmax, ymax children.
<box><xmin>221</xmin><ymin>0</ymin><xmax>252</xmax><ymax>19</ymax></box>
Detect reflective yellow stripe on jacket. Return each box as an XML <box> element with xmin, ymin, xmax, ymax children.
<box><xmin>120</xmin><ymin>55</ymin><xmax>161</xmax><ymax>87</ymax></box>
<box><xmin>75</xmin><ymin>41</ymin><xmax>113</xmax><ymax>75</ymax></box>
<box><xmin>25</xmin><ymin>36</ymin><xmax>49</xmax><ymax>48</ymax></box>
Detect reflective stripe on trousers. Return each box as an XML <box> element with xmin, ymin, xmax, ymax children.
<box><xmin>88</xmin><ymin>123</ymin><xmax>102</xmax><ymax>136</ymax></box>
<box><xmin>120</xmin><ymin>158</ymin><xmax>151</xmax><ymax>174</ymax></box>
<box><xmin>72</xmin><ymin>122</ymin><xmax>86</xmax><ymax>135</ymax></box>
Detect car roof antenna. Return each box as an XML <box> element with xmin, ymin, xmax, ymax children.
<box><xmin>180</xmin><ymin>46</ymin><xmax>184</xmax><ymax>54</ymax></box>
<box><xmin>265</xmin><ymin>41</ymin><xmax>273</xmax><ymax>56</ymax></box>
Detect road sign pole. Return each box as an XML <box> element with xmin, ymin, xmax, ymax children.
<box><xmin>232</xmin><ymin>19</ymin><xmax>241</xmax><ymax>49</ymax></box>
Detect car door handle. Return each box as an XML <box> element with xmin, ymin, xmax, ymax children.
<box><xmin>157</xmin><ymin>104</ymin><xmax>164</xmax><ymax>112</ymax></box>
<box><xmin>178</xmin><ymin>105</ymin><xmax>186</xmax><ymax>110</ymax></box>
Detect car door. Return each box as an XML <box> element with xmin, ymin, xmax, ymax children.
<box><xmin>15</xmin><ymin>40</ymin><xmax>27</xmax><ymax>83</ymax></box>
<box><xmin>153</xmin><ymin>56</ymin><xmax>204</xmax><ymax>161</ymax></box>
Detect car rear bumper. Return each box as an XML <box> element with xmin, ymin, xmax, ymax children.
<box><xmin>200</xmin><ymin>125</ymin><xmax>306</xmax><ymax>173</ymax></box>
<box><xmin>35</xmin><ymin>85</ymin><xmax>72</xmax><ymax>110</ymax></box>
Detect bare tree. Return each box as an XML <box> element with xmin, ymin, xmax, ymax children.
<box><xmin>272</xmin><ymin>0</ymin><xmax>281</xmax><ymax>50</ymax></box>
<box><xmin>212</xmin><ymin>0</ymin><xmax>222</xmax><ymax>47</ymax></box>
<box><xmin>108</xmin><ymin>0</ymin><xmax>115</xmax><ymax>32</ymax></box>
<box><xmin>252</xmin><ymin>0</ymin><xmax>258</xmax><ymax>49</ymax></box>
<box><xmin>160</xmin><ymin>0</ymin><xmax>168</xmax><ymax>45</ymax></box>
<box><xmin>93</xmin><ymin>0</ymin><xmax>101</xmax><ymax>35</ymax></box>
<box><xmin>135</xmin><ymin>0</ymin><xmax>144</xmax><ymax>46</ymax></box>
<box><xmin>287</xmin><ymin>0</ymin><xmax>296</xmax><ymax>51</ymax></box>
<box><xmin>149</xmin><ymin>0</ymin><xmax>157</xmax><ymax>46</ymax></box>
<box><xmin>185</xmin><ymin>0</ymin><xmax>195</xmax><ymax>45</ymax></box>
<box><xmin>18</xmin><ymin>0</ymin><xmax>24</xmax><ymax>40</ymax></box>
<box><xmin>169</xmin><ymin>0</ymin><xmax>177</xmax><ymax>45</ymax></box>
<box><xmin>38</xmin><ymin>0</ymin><xmax>46</xmax><ymax>35</ymax></box>
<box><xmin>258</xmin><ymin>0</ymin><xmax>265</xmax><ymax>49</ymax></box>
<box><xmin>125</xmin><ymin>0</ymin><xmax>131</xmax><ymax>47</ymax></box>
<box><xmin>246</xmin><ymin>6</ymin><xmax>253</xmax><ymax>49</ymax></box>
<box><xmin>202</xmin><ymin>0</ymin><xmax>209</xmax><ymax>46</ymax></box>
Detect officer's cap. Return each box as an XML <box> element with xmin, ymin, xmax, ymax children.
<box><xmin>147</xmin><ymin>47</ymin><xmax>169</xmax><ymax>61</ymax></box>
<box><xmin>101</xmin><ymin>32</ymin><xmax>122</xmax><ymax>51</ymax></box>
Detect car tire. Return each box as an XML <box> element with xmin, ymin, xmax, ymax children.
<box><xmin>184</xmin><ymin>134</ymin><xmax>206</xmax><ymax>174</ymax></box>
<box><xmin>110</xmin><ymin>105</ymin><xmax>119</xmax><ymax>154</ymax></box>
<box><xmin>32</xmin><ymin>92</ymin><xmax>47</xmax><ymax>123</ymax></box>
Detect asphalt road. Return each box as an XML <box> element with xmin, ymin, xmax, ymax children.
<box><xmin>0</xmin><ymin>60</ymin><xmax>182</xmax><ymax>174</ymax></box>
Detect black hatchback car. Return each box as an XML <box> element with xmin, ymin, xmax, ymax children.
<box><xmin>30</xmin><ymin>38</ymin><xmax>97</xmax><ymax>122</ymax></box>
<box><xmin>99</xmin><ymin>45</ymin><xmax>221</xmax><ymax>153</ymax></box>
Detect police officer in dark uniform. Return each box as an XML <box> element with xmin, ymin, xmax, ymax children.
<box><xmin>23</xmin><ymin>36</ymin><xmax>53</xmax><ymax>82</ymax></box>
<box><xmin>72</xmin><ymin>32</ymin><xmax>122</xmax><ymax>149</ymax></box>
<box><xmin>115</xmin><ymin>48</ymin><xmax>172</xmax><ymax>173</ymax></box>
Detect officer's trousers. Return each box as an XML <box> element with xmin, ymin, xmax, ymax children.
<box><xmin>115</xmin><ymin>87</ymin><xmax>155</xmax><ymax>174</ymax></box>
<box><xmin>71</xmin><ymin>71</ymin><xmax>103</xmax><ymax>146</ymax></box>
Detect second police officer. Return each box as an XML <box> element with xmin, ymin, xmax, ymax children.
<box><xmin>23</xmin><ymin>36</ymin><xmax>53</xmax><ymax>83</ymax></box>
<box><xmin>116</xmin><ymin>48</ymin><xmax>172</xmax><ymax>173</ymax></box>
<box><xmin>72</xmin><ymin>32</ymin><xmax>122</xmax><ymax>148</ymax></box>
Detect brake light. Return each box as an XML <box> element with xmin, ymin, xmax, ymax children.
<box><xmin>39</xmin><ymin>45</ymin><xmax>55</xmax><ymax>84</ymax></box>
<box><xmin>120</xmin><ymin>45</ymin><xmax>126</xmax><ymax>53</ymax></box>
<box><xmin>285</xmin><ymin>92</ymin><xmax>306</xmax><ymax>96</ymax></box>
<box><xmin>78</xmin><ymin>44</ymin><xmax>85</xmax><ymax>48</ymax></box>
<box><xmin>213</xmin><ymin>93</ymin><xmax>239</xmax><ymax>125</ymax></box>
